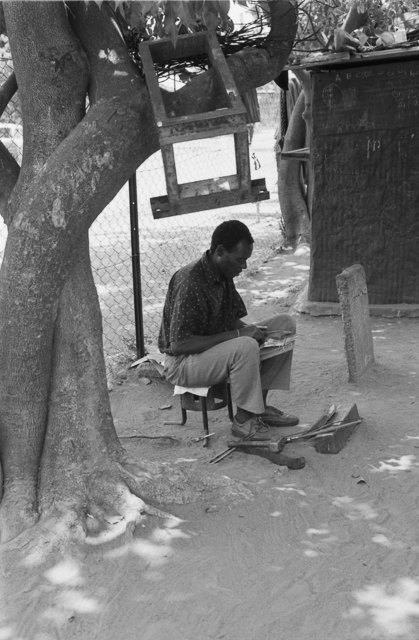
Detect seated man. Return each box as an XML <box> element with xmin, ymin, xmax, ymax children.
<box><xmin>158</xmin><ymin>220</ymin><xmax>298</xmax><ymax>440</ymax></box>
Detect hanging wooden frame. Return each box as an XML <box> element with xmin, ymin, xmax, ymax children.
<box><xmin>139</xmin><ymin>31</ymin><xmax>269</xmax><ymax>218</ymax></box>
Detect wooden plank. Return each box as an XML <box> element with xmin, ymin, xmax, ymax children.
<box><xmin>160</xmin><ymin>123</ymin><xmax>248</xmax><ymax>146</ymax></box>
<box><xmin>205</xmin><ymin>30</ymin><xmax>244</xmax><ymax>109</ymax></box>
<box><xmin>281</xmin><ymin>147</ymin><xmax>310</xmax><ymax>160</ymax></box>
<box><xmin>314</xmin><ymin>403</ymin><xmax>361</xmax><ymax>454</ymax></box>
<box><xmin>178</xmin><ymin>175</ymin><xmax>240</xmax><ymax>198</ymax></box>
<box><xmin>357</xmin><ymin>45</ymin><xmax>419</xmax><ymax>63</ymax></box>
<box><xmin>160</xmin><ymin>146</ymin><xmax>179</xmax><ymax>201</ymax></box>
<box><xmin>286</xmin><ymin>52</ymin><xmax>351</xmax><ymax>70</ymax></box>
<box><xmin>158</xmin><ymin>105</ymin><xmax>247</xmax><ymax>127</ymax></box>
<box><xmin>151</xmin><ymin>178</ymin><xmax>269</xmax><ymax>218</ymax></box>
<box><xmin>301</xmin><ymin>51</ymin><xmax>351</xmax><ymax>66</ymax></box>
<box><xmin>287</xmin><ymin>45</ymin><xmax>419</xmax><ymax>70</ymax></box>
<box><xmin>145</xmin><ymin>32</ymin><xmax>207</xmax><ymax>64</ymax></box>
<box><xmin>138</xmin><ymin>43</ymin><xmax>167</xmax><ymax>122</ymax></box>
<box><xmin>234</xmin><ymin>131</ymin><xmax>251</xmax><ymax>189</ymax></box>
<box><xmin>159</xmin><ymin>115</ymin><xmax>247</xmax><ymax>146</ymax></box>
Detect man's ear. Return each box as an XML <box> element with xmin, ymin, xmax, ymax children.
<box><xmin>215</xmin><ymin>244</ymin><xmax>225</xmax><ymax>257</ymax></box>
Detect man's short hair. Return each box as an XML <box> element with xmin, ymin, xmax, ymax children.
<box><xmin>210</xmin><ymin>220</ymin><xmax>254</xmax><ymax>253</ymax></box>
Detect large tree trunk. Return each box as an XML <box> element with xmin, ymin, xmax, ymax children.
<box><xmin>0</xmin><ymin>0</ymin><xmax>298</xmax><ymax>545</ymax></box>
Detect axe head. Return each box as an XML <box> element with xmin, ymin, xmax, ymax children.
<box><xmin>268</xmin><ymin>438</ymin><xmax>286</xmax><ymax>453</ymax></box>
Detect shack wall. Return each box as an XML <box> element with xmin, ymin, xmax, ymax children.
<box><xmin>308</xmin><ymin>58</ymin><xmax>419</xmax><ymax>304</ymax></box>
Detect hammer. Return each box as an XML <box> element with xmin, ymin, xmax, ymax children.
<box><xmin>226</xmin><ymin>438</ymin><xmax>285</xmax><ymax>453</ymax></box>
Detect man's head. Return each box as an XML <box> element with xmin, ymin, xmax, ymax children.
<box><xmin>209</xmin><ymin>220</ymin><xmax>254</xmax><ymax>279</ymax></box>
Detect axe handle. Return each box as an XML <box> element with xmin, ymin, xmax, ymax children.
<box><xmin>309</xmin><ymin>419</ymin><xmax>362</xmax><ymax>437</ymax></box>
<box><xmin>227</xmin><ymin>440</ymin><xmax>269</xmax><ymax>448</ymax></box>
<box><xmin>209</xmin><ymin>431</ymin><xmax>255</xmax><ymax>464</ymax></box>
<box><xmin>226</xmin><ymin>440</ymin><xmax>284</xmax><ymax>453</ymax></box>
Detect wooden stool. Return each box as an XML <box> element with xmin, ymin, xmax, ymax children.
<box><xmin>164</xmin><ymin>381</ymin><xmax>234</xmax><ymax>447</ymax></box>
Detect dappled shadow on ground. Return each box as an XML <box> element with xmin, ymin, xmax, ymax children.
<box><xmin>236</xmin><ymin>245</ymin><xmax>310</xmax><ymax>311</ymax></box>
<box><xmin>3</xmin><ymin>247</ymin><xmax>419</xmax><ymax>640</ymax></box>
<box><xmin>0</xmin><ymin>514</ymin><xmax>190</xmax><ymax>640</ymax></box>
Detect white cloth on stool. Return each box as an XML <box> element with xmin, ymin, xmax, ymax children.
<box><xmin>173</xmin><ymin>385</ymin><xmax>210</xmax><ymax>397</ymax></box>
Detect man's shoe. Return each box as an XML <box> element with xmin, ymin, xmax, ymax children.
<box><xmin>260</xmin><ymin>405</ymin><xmax>299</xmax><ymax>427</ymax></box>
<box><xmin>231</xmin><ymin>417</ymin><xmax>271</xmax><ymax>441</ymax></box>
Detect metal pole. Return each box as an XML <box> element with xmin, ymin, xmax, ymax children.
<box><xmin>129</xmin><ymin>172</ymin><xmax>145</xmax><ymax>358</ymax></box>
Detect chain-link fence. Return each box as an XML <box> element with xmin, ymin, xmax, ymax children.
<box><xmin>90</xmin><ymin>80</ymin><xmax>282</xmax><ymax>363</ymax></box>
<box><xmin>0</xmin><ymin>52</ymin><xmax>283</xmax><ymax>366</ymax></box>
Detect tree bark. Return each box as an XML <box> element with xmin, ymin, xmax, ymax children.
<box><xmin>0</xmin><ymin>140</ymin><xmax>19</xmax><ymax>225</ymax></box>
<box><xmin>0</xmin><ymin>0</ymin><xmax>90</xmax><ymax>540</ymax></box>
<box><xmin>0</xmin><ymin>0</ymin><xmax>298</xmax><ymax>544</ymax></box>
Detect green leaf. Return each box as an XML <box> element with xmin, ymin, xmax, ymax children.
<box><xmin>177</xmin><ymin>0</ymin><xmax>198</xmax><ymax>29</ymax></box>
<box><xmin>140</xmin><ymin>0</ymin><xmax>163</xmax><ymax>15</ymax></box>
<box><xmin>123</xmin><ymin>2</ymin><xmax>145</xmax><ymax>27</ymax></box>
<box><xmin>203</xmin><ymin>11</ymin><xmax>219</xmax><ymax>31</ymax></box>
<box><xmin>214</xmin><ymin>0</ymin><xmax>231</xmax><ymax>23</ymax></box>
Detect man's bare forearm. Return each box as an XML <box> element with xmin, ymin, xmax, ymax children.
<box><xmin>171</xmin><ymin>323</ymin><xmax>267</xmax><ymax>356</ymax></box>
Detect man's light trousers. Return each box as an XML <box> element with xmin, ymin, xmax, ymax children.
<box><xmin>163</xmin><ymin>314</ymin><xmax>296</xmax><ymax>415</ymax></box>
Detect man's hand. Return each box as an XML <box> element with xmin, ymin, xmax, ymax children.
<box><xmin>239</xmin><ymin>324</ymin><xmax>267</xmax><ymax>344</ymax></box>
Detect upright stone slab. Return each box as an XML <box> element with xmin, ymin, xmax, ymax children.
<box><xmin>336</xmin><ymin>264</ymin><xmax>374</xmax><ymax>382</ymax></box>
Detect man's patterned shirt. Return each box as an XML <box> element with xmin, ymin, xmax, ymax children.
<box><xmin>158</xmin><ymin>251</ymin><xmax>247</xmax><ymax>355</ymax></box>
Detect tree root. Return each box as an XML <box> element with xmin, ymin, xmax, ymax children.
<box><xmin>0</xmin><ymin>459</ymin><xmax>172</xmax><ymax>552</ymax></box>
<box><xmin>0</xmin><ymin>482</ymin><xmax>40</xmax><ymax>544</ymax></box>
<box><xmin>0</xmin><ymin>452</ymin><xmax>251</xmax><ymax>552</ymax></box>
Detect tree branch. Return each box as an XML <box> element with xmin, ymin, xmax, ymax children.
<box><xmin>4</xmin><ymin>0</ymin><xmax>299</xmax><ymax>269</ymax></box>
<box><xmin>0</xmin><ymin>72</ymin><xmax>19</xmax><ymax>225</ymax></box>
<box><xmin>0</xmin><ymin>140</ymin><xmax>19</xmax><ymax>225</ymax></box>
<box><xmin>0</xmin><ymin>71</ymin><xmax>17</xmax><ymax>119</ymax></box>
<box><xmin>3</xmin><ymin>0</ymin><xmax>90</xmax><ymax>217</ymax></box>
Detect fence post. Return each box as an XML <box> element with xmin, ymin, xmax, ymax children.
<box><xmin>129</xmin><ymin>172</ymin><xmax>145</xmax><ymax>358</ymax></box>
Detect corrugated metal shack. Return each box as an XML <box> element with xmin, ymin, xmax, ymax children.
<box><xmin>289</xmin><ymin>46</ymin><xmax>419</xmax><ymax>307</ymax></box>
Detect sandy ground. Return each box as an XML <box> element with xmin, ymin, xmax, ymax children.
<box><xmin>3</xmin><ymin>245</ymin><xmax>419</xmax><ymax>640</ymax></box>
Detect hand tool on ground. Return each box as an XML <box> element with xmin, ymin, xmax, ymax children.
<box><xmin>283</xmin><ymin>405</ymin><xmax>338</xmax><ymax>443</ymax></box>
<box><xmin>303</xmin><ymin>419</ymin><xmax>362</xmax><ymax>438</ymax></box>
<box><xmin>225</xmin><ymin>437</ymin><xmax>305</xmax><ymax>469</ymax></box>
<box><xmin>285</xmin><ymin>418</ymin><xmax>362</xmax><ymax>443</ymax></box>
<box><xmin>208</xmin><ymin>430</ymin><xmax>255</xmax><ymax>464</ymax></box>
<box><xmin>314</xmin><ymin>403</ymin><xmax>362</xmax><ymax>454</ymax></box>
<box><xmin>226</xmin><ymin>438</ymin><xmax>285</xmax><ymax>453</ymax></box>
<box><xmin>209</xmin><ymin>406</ymin><xmax>337</xmax><ymax>466</ymax></box>
<box><xmin>243</xmin><ymin>446</ymin><xmax>305</xmax><ymax>470</ymax></box>
<box><xmin>192</xmin><ymin>432</ymin><xmax>215</xmax><ymax>442</ymax></box>
<box><xmin>301</xmin><ymin>404</ymin><xmax>338</xmax><ymax>434</ymax></box>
